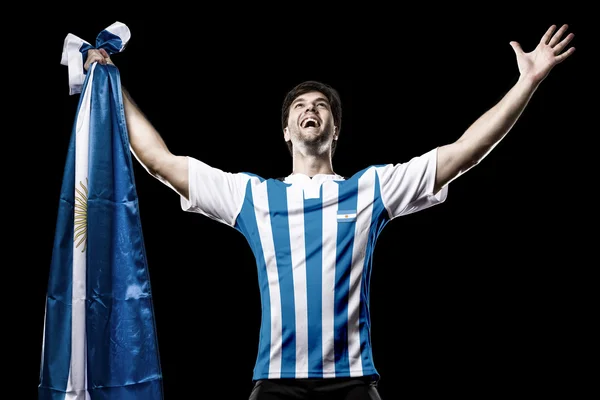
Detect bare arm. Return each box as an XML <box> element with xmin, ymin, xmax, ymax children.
<box><xmin>120</xmin><ymin>88</ymin><xmax>189</xmax><ymax>199</ymax></box>
<box><xmin>434</xmin><ymin>24</ymin><xmax>575</xmax><ymax>194</ymax></box>
<box><xmin>84</xmin><ymin>49</ymin><xmax>189</xmax><ymax>199</ymax></box>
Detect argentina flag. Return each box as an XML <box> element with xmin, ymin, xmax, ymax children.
<box><xmin>39</xmin><ymin>22</ymin><xmax>164</xmax><ymax>399</ymax></box>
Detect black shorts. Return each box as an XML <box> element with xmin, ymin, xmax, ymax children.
<box><xmin>248</xmin><ymin>377</ymin><xmax>382</xmax><ymax>400</ymax></box>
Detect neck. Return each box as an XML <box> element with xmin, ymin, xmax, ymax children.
<box><xmin>291</xmin><ymin>151</ymin><xmax>335</xmax><ymax>177</ymax></box>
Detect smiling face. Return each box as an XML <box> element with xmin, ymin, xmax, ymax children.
<box><xmin>284</xmin><ymin>91</ymin><xmax>338</xmax><ymax>156</ymax></box>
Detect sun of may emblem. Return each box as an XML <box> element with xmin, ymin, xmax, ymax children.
<box><xmin>74</xmin><ymin>178</ymin><xmax>88</xmax><ymax>252</ymax></box>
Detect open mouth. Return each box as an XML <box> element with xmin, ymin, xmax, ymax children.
<box><xmin>301</xmin><ymin>117</ymin><xmax>320</xmax><ymax>128</ymax></box>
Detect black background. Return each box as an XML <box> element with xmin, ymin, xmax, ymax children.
<box><xmin>28</xmin><ymin>8</ymin><xmax>592</xmax><ymax>400</ymax></box>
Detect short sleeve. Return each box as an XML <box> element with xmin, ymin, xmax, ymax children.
<box><xmin>180</xmin><ymin>156</ymin><xmax>251</xmax><ymax>226</ymax></box>
<box><xmin>375</xmin><ymin>147</ymin><xmax>448</xmax><ymax>219</ymax></box>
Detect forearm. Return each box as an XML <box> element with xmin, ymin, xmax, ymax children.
<box><xmin>433</xmin><ymin>24</ymin><xmax>574</xmax><ymax>193</ymax></box>
<box><xmin>457</xmin><ymin>74</ymin><xmax>540</xmax><ymax>162</ymax></box>
<box><xmin>121</xmin><ymin>87</ymin><xmax>172</xmax><ymax>174</ymax></box>
<box><xmin>435</xmin><ymin>74</ymin><xmax>541</xmax><ymax>192</ymax></box>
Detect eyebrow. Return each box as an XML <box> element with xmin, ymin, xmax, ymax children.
<box><xmin>292</xmin><ymin>96</ymin><xmax>330</xmax><ymax>106</ymax></box>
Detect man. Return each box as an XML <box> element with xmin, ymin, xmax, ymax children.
<box><xmin>84</xmin><ymin>23</ymin><xmax>574</xmax><ymax>400</ymax></box>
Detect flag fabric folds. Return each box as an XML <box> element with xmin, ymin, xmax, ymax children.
<box><xmin>39</xmin><ymin>22</ymin><xmax>164</xmax><ymax>399</ymax></box>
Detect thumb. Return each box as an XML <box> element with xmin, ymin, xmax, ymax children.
<box><xmin>509</xmin><ymin>41</ymin><xmax>523</xmax><ymax>55</ymax></box>
<box><xmin>98</xmin><ymin>48</ymin><xmax>114</xmax><ymax>65</ymax></box>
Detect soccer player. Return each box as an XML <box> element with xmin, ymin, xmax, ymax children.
<box><xmin>83</xmin><ymin>23</ymin><xmax>575</xmax><ymax>399</ymax></box>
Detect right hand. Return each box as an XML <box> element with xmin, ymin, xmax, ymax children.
<box><xmin>84</xmin><ymin>48</ymin><xmax>113</xmax><ymax>71</ymax></box>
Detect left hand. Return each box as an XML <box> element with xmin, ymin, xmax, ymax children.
<box><xmin>509</xmin><ymin>24</ymin><xmax>575</xmax><ymax>84</ymax></box>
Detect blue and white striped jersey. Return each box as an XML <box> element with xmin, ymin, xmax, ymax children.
<box><xmin>181</xmin><ymin>148</ymin><xmax>448</xmax><ymax>381</ymax></box>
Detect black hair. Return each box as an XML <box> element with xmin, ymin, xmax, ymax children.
<box><xmin>281</xmin><ymin>80</ymin><xmax>342</xmax><ymax>156</ymax></box>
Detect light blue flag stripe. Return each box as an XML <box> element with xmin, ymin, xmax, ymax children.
<box><xmin>334</xmin><ymin>177</ymin><xmax>359</xmax><ymax>374</ymax></box>
<box><xmin>40</xmin><ymin>22</ymin><xmax>163</xmax><ymax>400</ymax></box>
<box><xmin>303</xmin><ymin>195</ymin><xmax>324</xmax><ymax>376</ymax></box>
<box><xmin>235</xmin><ymin>179</ymin><xmax>272</xmax><ymax>378</ymax></box>
<box><xmin>267</xmin><ymin>181</ymin><xmax>297</xmax><ymax>375</ymax></box>
<box><xmin>359</xmin><ymin>171</ymin><xmax>386</xmax><ymax>374</ymax></box>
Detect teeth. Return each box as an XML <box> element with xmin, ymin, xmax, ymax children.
<box><xmin>303</xmin><ymin>118</ymin><xmax>318</xmax><ymax>128</ymax></box>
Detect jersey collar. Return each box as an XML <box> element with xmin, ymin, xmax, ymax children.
<box><xmin>284</xmin><ymin>173</ymin><xmax>344</xmax><ymax>184</ymax></box>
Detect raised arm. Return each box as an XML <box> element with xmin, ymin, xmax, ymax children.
<box><xmin>84</xmin><ymin>48</ymin><xmax>190</xmax><ymax>199</ymax></box>
<box><xmin>434</xmin><ymin>24</ymin><xmax>575</xmax><ymax>194</ymax></box>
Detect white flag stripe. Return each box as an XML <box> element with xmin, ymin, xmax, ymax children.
<box><xmin>68</xmin><ymin>63</ymin><xmax>95</xmax><ymax>400</ymax></box>
<box><xmin>252</xmin><ymin>182</ymin><xmax>283</xmax><ymax>378</ymax></box>
<box><xmin>61</xmin><ymin>34</ymin><xmax>90</xmax><ymax>95</ymax></box>
<box><xmin>321</xmin><ymin>181</ymin><xmax>339</xmax><ymax>377</ymax></box>
<box><xmin>287</xmin><ymin>186</ymin><xmax>309</xmax><ymax>378</ymax></box>
<box><xmin>348</xmin><ymin>169</ymin><xmax>376</xmax><ymax>376</ymax></box>
<box><xmin>105</xmin><ymin>21</ymin><xmax>131</xmax><ymax>49</ymax></box>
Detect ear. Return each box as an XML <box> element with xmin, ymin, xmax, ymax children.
<box><xmin>284</xmin><ymin>127</ymin><xmax>290</xmax><ymax>141</ymax></box>
<box><xmin>333</xmin><ymin>126</ymin><xmax>338</xmax><ymax>140</ymax></box>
